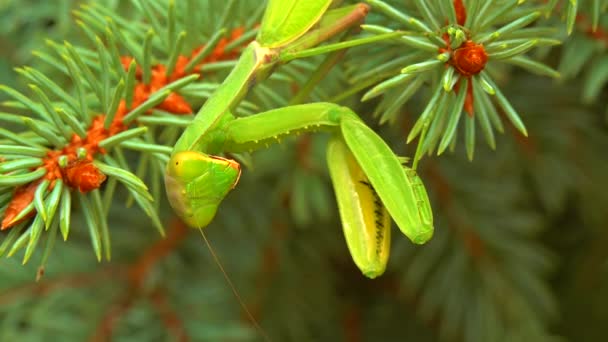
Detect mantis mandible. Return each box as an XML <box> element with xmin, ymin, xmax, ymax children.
<box><xmin>164</xmin><ymin>0</ymin><xmax>434</xmax><ymax>278</ymax></box>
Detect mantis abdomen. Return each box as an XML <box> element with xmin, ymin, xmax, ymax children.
<box><xmin>327</xmin><ymin>137</ymin><xmax>391</xmax><ymax>278</ymax></box>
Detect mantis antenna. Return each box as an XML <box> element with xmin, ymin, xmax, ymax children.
<box><xmin>197</xmin><ymin>228</ymin><xmax>272</xmax><ymax>342</ymax></box>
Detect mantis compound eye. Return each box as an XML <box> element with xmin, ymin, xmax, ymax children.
<box><xmin>165</xmin><ymin>151</ymin><xmax>241</xmax><ymax>228</ymax></box>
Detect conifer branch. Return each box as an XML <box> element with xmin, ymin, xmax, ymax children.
<box><xmin>345</xmin><ymin>0</ymin><xmax>562</xmax><ymax>163</ymax></box>
<box><xmin>1</xmin><ymin>1</ymin><xmax>607</xmax><ymax>341</ymax></box>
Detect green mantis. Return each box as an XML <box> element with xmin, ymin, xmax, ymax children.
<box><xmin>165</xmin><ymin>0</ymin><xmax>434</xmax><ymax>278</ymax></box>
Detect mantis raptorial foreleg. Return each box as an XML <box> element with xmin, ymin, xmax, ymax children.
<box><xmin>164</xmin><ymin>0</ymin><xmax>434</xmax><ymax>278</ymax></box>
<box><xmin>171</xmin><ymin>1</ymin><xmax>396</xmax><ymax>154</ymax></box>
<box><xmin>220</xmin><ymin>103</ymin><xmax>433</xmax><ymax>244</ymax></box>
<box><xmin>167</xmin><ymin>1</ymin><xmax>376</xmax><ymax>225</ymax></box>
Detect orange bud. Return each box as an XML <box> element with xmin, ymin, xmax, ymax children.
<box><xmin>64</xmin><ymin>160</ymin><xmax>107</xmax><ymax>193</ymax></box>
<box><xmin>158</xmin><ymin>93</ymin><xmax>192</xmax><ymax>114</ymax></box>
<box><xmin>1</xmin><ymin>182</ymin><xmax>38</xmax><ymax>230</ymax></box>
<box><xmin>452</xmin><ymin>41</ymin><xmax>487</xmax><ymax>77</ymax></box>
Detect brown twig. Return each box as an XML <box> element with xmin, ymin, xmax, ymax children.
<box><xmin>0</xmin><ymin>266</ymin><xmax>125</xmax><ymax>306</ymax></box>
<box><xmin>424</xmin><ymin>163</ymin><xmax>487</xmax><ymax>259</ymax></box>
<box><xmin>127</xmin><ymin>218</ymin><xmax>188</xmax><ymax>290</ymax></box>
<box><xmin>87</xmin><ymin>219</ymin><xmax>189</xmax><ymax>341</ymax></box>
<box><xmin>89</xmin><ymin>292</ymin><xmax>135</xmax><ymax>342</ymax></box>
<box><xmin>342</xmin><ymin>304</ymin><xmax>362</xmax><ymax>342</ymax></box>
<box><xmin>149</xmin><ymin>288</ymin><xmax>190</xmax><ymax>342</ymax></box>
<box><xmin>247</xmin><ymin>219</ymin><xmax>288</xmax><ymax>325</ymax></box>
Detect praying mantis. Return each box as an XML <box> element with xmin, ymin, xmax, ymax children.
<box><xmin>164</xmin><ymin>0</ymin><xmax>434</xmax><ymax>278</ymax></box>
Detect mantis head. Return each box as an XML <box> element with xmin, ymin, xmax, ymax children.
<box><xmin>165</xmin><ymin>151</ymin><xmax>241</xmax><ymax>228</ymax></box>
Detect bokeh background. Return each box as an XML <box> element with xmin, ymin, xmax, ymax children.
<box><xmin>1</xmin><ymin>1</ymin><xmax>608</xmax><ymax>341</ymax></box>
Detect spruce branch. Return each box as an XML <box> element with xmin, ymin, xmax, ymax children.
<box><xmin>345</xmin><ymin>0</ymin><xmax>561</xmax><ymax>162</ymax></box>
<box><xmin>391</xmin><ymin>157</ymin><xmax>560</xmax><ymax>341</ymax></box>
<box><xmin>0</xmin><ymin>0</ymin><xmax>358</xmax><ymax>268</ymax></box>
<box><xmin>555</xmin><ymin>10</ymin><xmax>608</xmax><ymax>104</ymax></box>
<box><xmin>544</xmin><ymin>0</ymin><xmax>608</xmax><ymax>34</ymax></box>
<box><xmin>0</xmin><ymin>0</ymin><xmax>267</xmax><ymax>264</ymax></box>
<box><xmin>1</xmin><ymin>2</ymin><xmax>607</xmax><ymax>341</ymax></box>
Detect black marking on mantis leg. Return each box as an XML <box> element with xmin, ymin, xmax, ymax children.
<box><xmin>359</xmin><ymin>179</ymin><xmax>386</xmax><ymax>256</ymax></box>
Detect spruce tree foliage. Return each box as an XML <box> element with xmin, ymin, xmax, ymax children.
<box><xmin>0</xmin><ymin>1</ymin><xmax>607</xmax><ymax>341</ymax></box>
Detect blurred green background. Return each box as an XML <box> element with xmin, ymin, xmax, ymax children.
<box><xmin>1</xmin><ymin>1</ymin><xmax>608</xmax><ymax>341</ymax></box>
